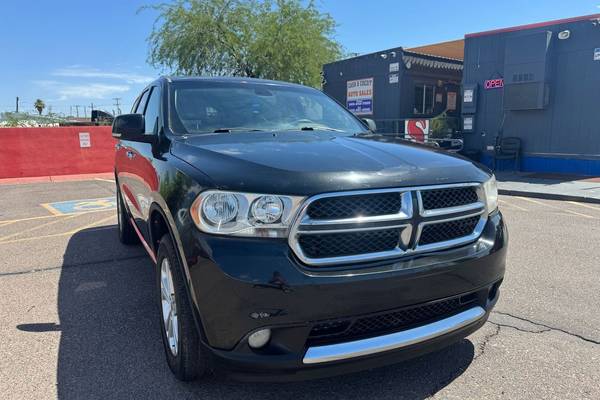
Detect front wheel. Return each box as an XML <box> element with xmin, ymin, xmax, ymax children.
<box><xmin>156</xmin><ymin>234</ymin><xmax>206</xmax><ymax>381</ymax></box>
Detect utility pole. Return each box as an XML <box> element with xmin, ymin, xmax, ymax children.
<box><xmin>74</xmin><ymin>105</ymin><xmax>80</xmax><ymax>118</ymax></box>
<box><xmin>16</xmin><ymin>96</ymin><xmax>19</xmax><ymax>113</ymax></box>
<box><xmin>113</xmin><ymin>98</ymin><xmax>122</xmax><ymax>115</ymax></box>
<box><xmin>84</xmin><ymin>106</ymin><xmax>87</xmax><ymax>118</ymax></box>
<box><xmin>70</xmin><ymin>105</ymin><xmax>73</xmax><ymax>117</ymax></box>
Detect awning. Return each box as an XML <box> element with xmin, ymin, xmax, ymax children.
<box><xmin>402</xmin><ymin>52</ymin><xmax>463</xmax><ymax>71</ymax></box>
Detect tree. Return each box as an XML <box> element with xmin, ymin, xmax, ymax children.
<box><xmin>144</xmin><ymin>0</ymin><xmax>342</xmax><ymax>88</ymax></box>
<box><xmin>34</xmin><ymin>99</ymin><xmax>45</xmax><ymax>115</ymax></box>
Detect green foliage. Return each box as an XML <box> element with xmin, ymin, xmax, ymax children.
<box><xmin>34</xmin><ymin>99</ymin><xmax>45</xmax><ymax>115</ymax></box>
<box><xmin>430</xmin><ymin>111</ymin><xmax>459</xmax><ymax>136</ymax></box>
<box><xmin>144</xmin><ymin>0</ymin><xmax>342</xmax><ymax>87</ymax></box>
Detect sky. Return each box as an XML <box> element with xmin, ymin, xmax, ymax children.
<box><xmin>1</xmin><ymin>0</ymin><xmax>599</xmax><ymax>116</ymax></box>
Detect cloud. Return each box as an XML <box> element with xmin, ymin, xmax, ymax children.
<box><xmin>33</xmin><ymin>79</ymin><xmax>130</xmax><ymax>100</ymax></box>
<box><xmin>56</xmin><ymin>83</ymin><xmax>130</xmax><ymax>100</ymax></box>
<box><xmin>52</xmin><ymin>66</ymin><xmax>154</xmax><ymax>84</ymax></box>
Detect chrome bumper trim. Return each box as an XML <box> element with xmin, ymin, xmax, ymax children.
<box><xmin>302</xmin><ymin>306</ymin><xmax>485</xmax><ymax>364</ymax></box>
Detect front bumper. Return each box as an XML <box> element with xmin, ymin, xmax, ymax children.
<box><xmin>179</xmin><ymin>210</ymin><xmax>507</xmax><ymax>381</ymax></box>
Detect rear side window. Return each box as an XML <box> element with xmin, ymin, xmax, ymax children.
<box><xmin>144</xmin><ymin>87</ymin><xmax>161</xmax><ymax>135</ymax></box>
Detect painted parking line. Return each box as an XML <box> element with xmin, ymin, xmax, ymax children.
<box><xmin>41</xmin><ymin>197</ymin><xmax>117</xmax><ymax>216</ymax></box>
<box><xmin>0</xmin><ymin>214</ymin><xmax>82</xmax><ymax>242</ymax></box>
<box><xmin>498</xmin><ymin>199</ymin><xmax>528</xmax><ymax>211</ymax></box>
<box><xmin>0</xmin><ymin>214</ymin><xmax>117</xmax><ymax>245</ymax></box>
<box><xmin>515</xmin><ymin>196</ymin><xmax>597</xmax><ymax>219</ymax></box>
<box><xmin>567</xmin><ymin>201</ymin><xmax>600</xmax><ymax>212</ymax></box>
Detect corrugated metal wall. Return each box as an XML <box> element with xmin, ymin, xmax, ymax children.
<box><xmin>462</xmin><ymin>17</ymin><xmax>600</xmax><ymax>172</ymax></box>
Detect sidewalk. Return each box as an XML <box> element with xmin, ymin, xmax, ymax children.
<box><xmin>496</xmin><ymin>172</ymin><xmax>600</xmax><ymax>203</ymax></box>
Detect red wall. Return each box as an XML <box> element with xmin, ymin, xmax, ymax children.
<box><xmin>0</xmin><ymin>126</ymin><xmax>116</xmax><ymax>178</ymax></box>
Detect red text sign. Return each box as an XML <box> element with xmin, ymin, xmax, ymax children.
<box><xmin>484</xmin><ymin>79</ymin><xmax>504</xmax><ymax>89</ymax></box>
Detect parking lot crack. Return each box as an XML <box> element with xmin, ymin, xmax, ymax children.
<box><xmin>491</xmin><ymin>311</ymin><xmax>600</xmax><ymax>345</ymax></box>
<box><xmin>473</xmin><ymin>323</ymin><xmax>501</xmax><ymax>361</ymax></box>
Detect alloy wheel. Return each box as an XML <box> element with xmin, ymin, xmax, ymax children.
<box><xmin>160</xmin><ymin>258</ymin><xmax>179</xmax><ymax>356</ymax></box>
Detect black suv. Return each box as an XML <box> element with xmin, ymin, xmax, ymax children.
<box><xmin>112</xmin><ymin>76</ymin><xmax>506</xmax><ymax>381</ymax></box>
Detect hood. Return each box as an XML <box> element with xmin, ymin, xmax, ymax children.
<box><xmin>170</xmin><ymin>131</ymin><xmax>490</xmax><ymax>195</ymax></box>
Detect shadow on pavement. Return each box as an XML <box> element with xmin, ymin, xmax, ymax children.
<box><xmin>46</xmin><ymin>226</ymin><xmax>475</xmax><ymax>399</ymax></box>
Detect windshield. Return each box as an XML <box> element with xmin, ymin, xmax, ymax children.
<box><xmin>168</xmin><ymin>80</ymin><xmax>368</xmax><ymax>135</ymax></box>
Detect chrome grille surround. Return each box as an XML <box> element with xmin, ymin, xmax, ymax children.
<box><xmin>289</xmin><ymin>183</ymin><xmax>487</xmax><ymax>266</ymax></box>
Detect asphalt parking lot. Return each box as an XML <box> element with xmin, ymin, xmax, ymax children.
<box><xmin>0</xmin><ymin>179</ymin><xmax>599</xmax><ymax>400</ymax></box>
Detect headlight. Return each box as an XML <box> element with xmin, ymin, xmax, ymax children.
<box><xmin>483</xmin><ymin>175</ymin><xmax>498</xmax><ymax>213</ymax></box>
<box><xmin>202</xmin><ymin>193</ymin><xmax>239</xmax><ymax>225</ymax></box>
<box><xmin>251</xmin><ymin>195</ymin><xmax>283</xmax><ymax>224</ymax></box>
<box><xmin>190</xmin><ymin>190</ymin><xmax>304</xmax><ymax>237</ymax></box>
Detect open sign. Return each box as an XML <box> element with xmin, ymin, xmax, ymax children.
<box><xmin>484</xmin><ymin>79</ymin><xmax>504</xmax><ymax>89</ymax></box>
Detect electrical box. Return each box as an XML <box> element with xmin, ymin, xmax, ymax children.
<box><xmin>462</xmin><ymin>84</ymin><xmax>478</xmax><ymax>114</ymax></box>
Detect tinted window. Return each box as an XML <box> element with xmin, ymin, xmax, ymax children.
<box><xmin>168</xmin><ymin>81</ymin><xmax>367</xmax><ymax>135</ymax></box>
<box><xmin>144</xmin><ymin>87</ymin><xmax>161</xmax><ymax>135</ymax></box>
<box><xmin>134</xmin><ymin>90</ymin><xmax>150</xmax><ymax>114</ymax></box>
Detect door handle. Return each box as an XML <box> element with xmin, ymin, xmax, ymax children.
<box><xmin>126</xmin><ymin>151</ymin><xmax>136</xmax><ymax>159</ymax></box>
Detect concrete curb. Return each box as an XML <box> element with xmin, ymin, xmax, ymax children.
<box><xmin>0</xmin><ymin>172</ymin><xmax>114</xmax><ymax>185</ymax></box>
<box><xmin>498</xmin><ymin>189</ymin><xmax>600</xmax><ymax>204</ymax></box>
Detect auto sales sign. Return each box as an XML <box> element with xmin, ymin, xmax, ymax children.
<box><xmin>346</xmin><ymin>78</ymin><xmax>373</xmax><ymax>115</ymax></box>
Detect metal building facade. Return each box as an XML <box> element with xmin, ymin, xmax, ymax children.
<box><xmin>323</xmin><ymin>47</ymin><xmax>463</xmax><ymax>136</ymax></box>
<box><xmin>462</xmin><ymin>14</ymin><xmax>600</xmax><ymax>174</ymax></box>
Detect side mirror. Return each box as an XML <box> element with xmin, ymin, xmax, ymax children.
<box><xmin>362</xmin><ymin>118</ymin><xmax>377</xmax><ymax>132</ymax></box>
<box><xmin>112</xmin><ymin>114</ymin><xmax>152</xmax><ymax>142</ymax></box>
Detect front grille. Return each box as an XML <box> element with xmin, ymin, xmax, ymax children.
<box><xmin>421</xmin><ymin>186</ymin><xmax>478</xmax><ymax>210</ymax></box>
<box><xmin>290</xmin><ymin>184</ymin><xmax>485</xmax><ymax>266</ymax></box>
<box><xmin>298</xmin><ymin>229</ymin><xmax>401</xmax><ymax>259</ymax></box>
<box><xmin>418</xmin><ymin>216</ymin><xmax>480</xmax><ymax>246</ymax></box>
<box><xmin>307</xmin><ymin>192</ymin><xmax>402</xmax><ymax>220</ymax></box>
<box><xmin>308</xmin><ymin>296</ymin><xmax>471</xmax><ymax>345</ymax></box>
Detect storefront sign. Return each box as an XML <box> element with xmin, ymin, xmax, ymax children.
<box><xmin>405</xmin><ymin>119</ymin><xmax>429</xmax><ymax>143</ymax></box>
<box><xmin>484</xmin><ymin>79</ymin><xmax>504</xmax><ymax>89</ymax></box>
<box><xmin>389</xmin><ymin>74</ymin><xmax>399</xmax><ymax>84</ymax></box>
<box><xmin>389</xmin><ymin>62</ymin><xmax>399</xmax><ymax>72</ymax></box>
<box><xmin>346</xmin><ymin>77</ymin><xmax>374</xmax><ymax>115</ymax></box>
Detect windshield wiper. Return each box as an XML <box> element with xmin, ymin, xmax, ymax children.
<box><xmin>286</xmin><ymin>126</ymin><xmax>345</xmax><ymax>132</ymax></box>
<box><xmin>212</xmin><ymin>128</ymin><xmax>266</xmax><ymax>133</ymax></box>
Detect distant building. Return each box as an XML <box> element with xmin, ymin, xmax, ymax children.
<box><xmin>323</xmin><ymin>14</ymin><xmax>600</xmax><ymax>175</ymax></box>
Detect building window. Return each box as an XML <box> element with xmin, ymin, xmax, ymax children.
<box><xmin>414</xmin><ymin>84</ymin><xmax>435</xmax><ymax>114</ymax></box>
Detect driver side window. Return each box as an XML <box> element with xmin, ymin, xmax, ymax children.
<box><xmin>144</xmin><ymin>87</ymin><xmax>161</xmax><ymax>135</ymax></box>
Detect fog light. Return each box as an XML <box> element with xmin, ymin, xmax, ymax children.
<box><xmin>248</xmin><ymin>328</ymin><xmax>271</xmax><ymax>349</ymax></box>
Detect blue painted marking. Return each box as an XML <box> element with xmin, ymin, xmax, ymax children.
<box><xmin>480</xmin><ymin>154</ymin><xmax>600</xmax><ymax>175</ymax></box>
<box><xmin>46</xmin><ymin>197</ymin><xmax>117</xmax><ymax>215</ymax></box>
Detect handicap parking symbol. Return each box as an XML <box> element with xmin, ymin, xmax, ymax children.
<box><xmin>42</xmin><ymin>197</ymin><xmax>117</xmax><ymax>215</ymax></box>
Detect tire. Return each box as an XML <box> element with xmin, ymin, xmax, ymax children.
<box><xmin>116</xmin><ymin>185</ymin><xmax>139</xmax><ymax>245</ymax></box>
<box><xmin>156</xmin><ymin>234</ymin><xmax>206</xmax><ymax>381</ymax></box>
